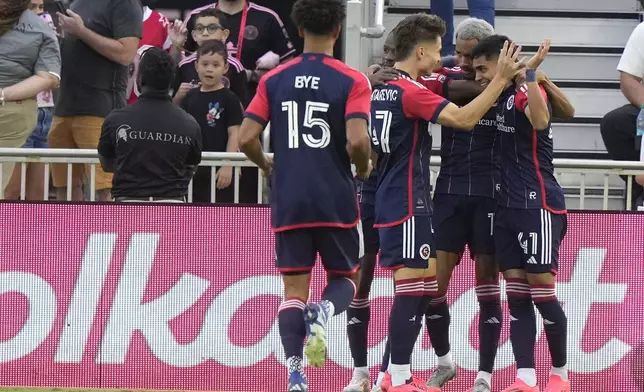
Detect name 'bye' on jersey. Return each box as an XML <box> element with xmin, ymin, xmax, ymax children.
<box><xmin>245</xmin><ymin>54</ymin><xmax>372</xmax><ymax>231</ymax></box>
<box><xmin>495</xmin><ymin>84</ymin><xmax>566</xmax><ymax>213</ymax></box>
<box><xmin>421</xmin><ymin>67</ymin><xmax>499</xmax><ymax>198</ymax></box>
<box><xmin>371</xmin><ymin>70</ymin><xmax>449</xmax><ymax>227</ymax></box>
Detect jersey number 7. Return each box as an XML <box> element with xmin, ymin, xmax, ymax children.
<box><xmin>372</xmin><ymin>110</ymin><xmax>392</xmax><ymax>153</ymax></box>
<box><xmin>282</xmin><ymin>100</ymin><xmax>331</xmax><ymax>149</ymax></box>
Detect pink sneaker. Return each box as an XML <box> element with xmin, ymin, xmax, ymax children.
<box><xmin>388</xmin><ymin>377</ymin><xmax>440</xmax><ymax>392</ymax></box>
<box><xmin>543</xmin><ymin>375</ymin><xmax>570</xmax><ymax>392</ymax></box>
<box><xmin>501</xmin><ymin>379</ymin><xmax>540</xmax><ymax>392</ymax></box>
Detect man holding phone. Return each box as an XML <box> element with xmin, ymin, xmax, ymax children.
<box><xmin>47</xmin><ymin>0</ymin><xmax>142</xmax><ymax>201</ymax></box>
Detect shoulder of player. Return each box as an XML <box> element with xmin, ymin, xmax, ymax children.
<box><xmin>321</xmin><ymin>57</ymin><xmax>371</xmax><ymax>86</ymax></box>
<box><xmin>398</xmin><ymin>75</ymin><xmax>429</xmax><ymax>91</ymax></box>
<box><xmin>248</xmin><ymin>2</ymin><xmax>285</xmax><ymax>25</ymax></box>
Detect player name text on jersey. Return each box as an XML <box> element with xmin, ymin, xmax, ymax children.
<box><xmin>294</xmin><ymin>75</ymin><xmax>321</xmax><ymax>89</ymax></box>
<box><xmin>371</xmin><ymin>88</ymin><xmax>399</xmax><ymax>102</ymax></box>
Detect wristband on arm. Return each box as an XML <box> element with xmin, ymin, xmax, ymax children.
<box><xmin>526</xmin><ymin>69</ymin><xmax>537</xmax><ymax>83</ymax></box>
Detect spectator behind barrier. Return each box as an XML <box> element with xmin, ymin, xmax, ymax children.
<box><xmin>600</xmin><ymin>21</ymin><xmax>644</xmax><ymax>208</ymax></box>
<box><xmin>0</xmin><ymin>0</ymin><xmax>60</xmax><ymax>196</ymax></box>
<box><xmin>126</xmin><ymin>0</ymin><xmax>173</xmax><ymax>105</ymax></box>
<box><xmin>183</xmin><ymin>1</ymin><xmax>296</xmax><ymax>204</ymax></box>
<box><xmin>98</xmin><ymin>47</ymin><xmax>202</xmax><ymax>203</ymax></box>
<box><xmin>171</xmin><ymin>8</ymin><xmax>250</xmax><ymax>107</ymax></box>
<box><xmin>431</xmin><ymin>0</ymin><xmax>495</xmax><ymax>56</ymax></box>
<box><xmin>48</xmin><ymin>0</ymin><xmax>142</xmax><ymax>202</ymax></box>
<box><xmin>5</xmin><ymin>0</ymin><xmax>60</xmax><ymax>201</ymax></box>
<box><xmin>180</xmin><ymin>41</ymin><xmax>244</xmax><ymax>203</ymax></box>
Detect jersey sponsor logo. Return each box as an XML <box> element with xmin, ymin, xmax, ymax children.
<box><xmin>419</xmin><ymin>243</ymin><xmax>431</xmax><ymax>260</ymax></box>
<box><xmin>495</xmin><ymin>114</ymin><xmax>515</xmax><ymax>134</ymax></box>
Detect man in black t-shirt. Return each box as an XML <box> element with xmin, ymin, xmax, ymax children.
<box><xmin>181</xmin><ymin>41</ymin><xmax>243</xmax><ymax>203</ymax></box>
<box><xmin>98</xmin><ymin>48</ymin><xmax>202</xmax><ymax>202</ymax></box>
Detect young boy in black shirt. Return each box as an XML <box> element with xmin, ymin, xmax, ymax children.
<box><xmin>181</xmin><ymin>40</ymin><xmax>244</xmax><ymax>204</ymax></box>
<box><xmin>172</xmin><ymin>8</ymin><xmax>250</xmax><ymax>107</ymax></box>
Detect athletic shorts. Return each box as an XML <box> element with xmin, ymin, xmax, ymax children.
<box><xmin>494</xmin><ymin>207</ymin><xmax>567</xmax><ymax>274</ymax></box>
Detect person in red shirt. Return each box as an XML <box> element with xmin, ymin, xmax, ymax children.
<box><xmin>126</xmin><ymin>1</ymin><xmax>172</xmax><ymax>104</ymax></box>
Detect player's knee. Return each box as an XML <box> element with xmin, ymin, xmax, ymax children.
<box><xmin>474</xmin><ymin>254</ymin><xmax>499</xmax><ymax>282</ymax></box>
<box><xmin>502</xmin><ymin>268</ymin><xmax>527</xmax><ymax>281</ymax></box>
<box><xmin>526</xmin><ymin>271</ymin><xmax>556</xmax><ymax>286</ymax></box>
<box><xmin>281</xmin><ymin>272</ymin><xmax>311</xmax><ymax>302</ymax></box>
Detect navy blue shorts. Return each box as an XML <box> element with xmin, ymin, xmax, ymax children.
<box><xmin>433</xmin><ymin>194</ymin><xmax>496</xmax><ymax>258</ymax></box>
<box><xmin>494</xmin><ymin>207</ymin><xmax>567</xmax><ymax>274</ymax></box>
<box><xmin>360</xmin><ymin>201</ymin><xmax>380</xmax><ymax>255</ymax></box>
<box><xmin>378</xmin><ymin>214</ymin><xmax>436</xmax><ymax>270</ymax></box>
<box><xmin>275</xmin><ymin>226</ymin><xmax>363</xmax><ymax>275</ymax></box>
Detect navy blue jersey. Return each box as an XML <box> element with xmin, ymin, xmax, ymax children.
<box><xmin>424</xmin><ymin>68</ymin><xmax>499</xmax><ymax>198</ymax></box>
<box><xmin>245</xmin><ymin>54</ymin><xmax>372</xmax><ymax>231</ymax></box>
<box><xmin>370</xmin><ymin>71</ymin><xmax>449</xmax><ymax>227</ymax></box>
<box><xmin>495</xmin><ymin>84</ymin><xmax>566</xmax><ymax>213</ymax></box>
<box><xmin>357</xmin><ymin>168</ymin><xmax>378</xmax><ymax>205</ymax></box>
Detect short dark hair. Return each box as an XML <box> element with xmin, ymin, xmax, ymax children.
<box><xmin>197</xmin><ymin>40</ymin><xmax>228</xmax><ymax>62</ymax></box>
<box><xmin>393</xmin><ymin>14</ymin><xmax>446</xmax><ymax>61</ymax></box>
<box><xmin>194</xmin><ymin>7</ymin><xmax>228</xmax><ymax>29</ymax></box>
<box><xmin>139</xmin><ymin>47</ymin><xmax>176</xmax><ymax>91</ymax></box>
<box><xmin>291</xmin><ymin>0</ymin><xmax>345</xmax><ymax>36</ymax></box>
<box><xmin>471</xmin><ymin>34</ymin><xmax>511</xmax><ymax>61</ymax></box>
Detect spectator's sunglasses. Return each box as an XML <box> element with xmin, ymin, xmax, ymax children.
<box><xmin>194</xmin><ymin>24</ymin><xmax>223</xmax><ymax>34</ymax></box>
<box><xmin>28</xmin><ymin>3</ymin><xmax>45</xmax><ymax>12</ymax></box>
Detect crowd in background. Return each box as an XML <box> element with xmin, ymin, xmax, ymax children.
<box><xmin>4</xmin><ymin>0</ymin><xmax>642</xmax><ymax>207</ymax></box>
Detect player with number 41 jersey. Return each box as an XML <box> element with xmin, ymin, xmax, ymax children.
<box><xmin>370</xmin><ymin>14</ymin><xmax>524</xmax><ymax>392</ymax></box>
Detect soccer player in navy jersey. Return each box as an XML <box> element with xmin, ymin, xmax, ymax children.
<box><xmin>419</xmin><ymin>19</ymin><xmax>575</xmax><ymax>392</ymax></box>
<box><xmin>370</xmin><ymin>14</ymin><xmax>524</xmax><ymax>392</ymax></box>
<box><xmin>238</xmin><ymin>0</ymin><xmax>373</xmax><ymax>390</ymax></box>
<box><xmin>472</xmin><ymin>35</ymin><xmax>571</xmax><ymax>392</ymax></box>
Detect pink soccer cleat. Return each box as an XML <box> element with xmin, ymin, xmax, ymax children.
<box><xmin>388</xmin><ymin>377</ymin><xmax>440</xmax><ymax>392</ymax></box>
<box><xmin>543</xmin><ymin>375</ymin><xmax>570</xmax><ymax>392</ymax></box>
<box><xmin>501</xmin><ymin>379</ymin><xmax>540</xmax><ymax>392</ymax></box>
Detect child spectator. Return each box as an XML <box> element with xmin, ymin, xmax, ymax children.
<box><xmin>171</xmin><ymin>8</ymin><xmax>249</xmax><ymax>106</ymax></box>
<box><xmin>181</xmin><ymin>40</ymin><xmax>243</xmax><ymax>203</ymax></box>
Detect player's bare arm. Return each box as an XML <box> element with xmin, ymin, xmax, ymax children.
<box><xmin>523</xmin><ymin>39</ymin><xmax>552</xmax><ymax>129</ymax></box>
<box><xmin>239</xmin><ymin>118</ymin><xmax>271</xmax><ymax>174</ymax></box>
<box><xmin>346</xmin><ymin>118</ymin><xmax>373</xmax><ymax>179</ymax></box>
<box><xmin>437</xmin><ymin>40</ymin><xmax>523</xmax><ymax>130</ymax></box>
<box><xmin>538</xmin><ymin>72</ymin><xmax>575</xmax><ymax>120</ymax></box>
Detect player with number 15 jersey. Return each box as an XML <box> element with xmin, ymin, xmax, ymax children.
<box><xmin>239</xmin><ymin>1</ymin><xmax>373</xmax><ymax>390</ymax></box>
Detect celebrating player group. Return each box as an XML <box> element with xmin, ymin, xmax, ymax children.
<box><xmin>239</xmin><ymin>0</ymin><xmax>575</xmax><ymax>391</ymax></box>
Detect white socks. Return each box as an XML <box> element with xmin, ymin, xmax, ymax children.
<box><xmin>390</xmin><ymin>363</ymin><xmax>411</xmax><ymax>387</ymax></box>
<box><xmin>476</xmin><ymin>371</ymin><xmax>492</xmax><ymax>387</ymax></box>
<box><xmin>437</xmin><ymin>351</ymin><xmax>455</xmax><ymax>368</ymax></box>
<box><xmin>551</xmin><ymin>365</ymin><xmax>569</xmax><ymax>381</ymax></box>
<box><xmin>517</xmin><ymin>368</ymin><xmax>537</xmax><ymax>387</ymax></box>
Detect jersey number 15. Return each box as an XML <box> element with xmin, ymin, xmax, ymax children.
<box><xmin>282</xmin><ymin>100</ymin><xmax>331</xmax><ymax>149</ymax></box>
